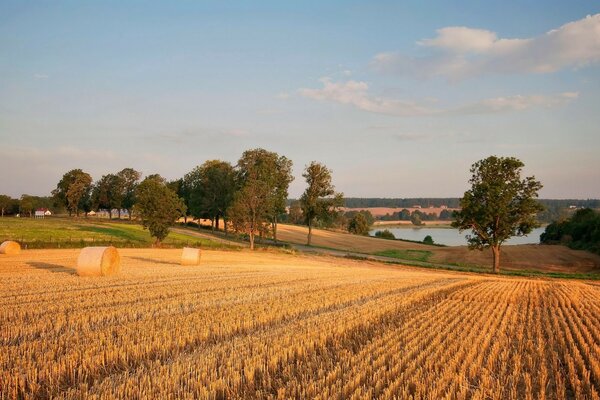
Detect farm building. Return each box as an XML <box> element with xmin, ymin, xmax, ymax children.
<box><xmin>34</xmin><ymin>208</ymin><xmax>52</xmax><ymax>219</ymax></box>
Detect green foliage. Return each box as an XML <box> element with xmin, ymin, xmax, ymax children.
<box><xmin>374</xmin><ymin>249</ymin><xmax>432</xmax><ymax>262</ymax></box>
<box><xmin>118</xmin><ymin>168</ymin><xmax>141</xmax><ymax>218</ymax></box>
<box><xmin>52</xmin><ymin>169</ymin><xmax>93</xmax><ymax>217</ymax></box>
<box><xmin>423</xmin><ymin>235</ymin><xmax>434</xmax><ymax>245</ymax></box>
<box><xmin>300</xmin><ymin>161</ymin><xmax>344</xmax><ymax>245</ymax></box>
<box><xmin>134</xmin><ymin>176</ymin><xmax>187</xmax><ymax>245</ymax></box>
<box><xmin>541</xmin><ymin>208</ymin><xmax>600</xmax><ymax>254</ymax></box>
<box><xmin>452</xmin><ymin>156</ymin><xmax>543</xmax><ymax>272</ymax></box>
<box><xmin>410</xmin><ymin>212</ymin><xmax>423</xmax><ymax>226</ymax></box>
<box><xmin>348</xmin><ymin>213</ymin><xmax>371</xmax><ymax>235</ymax></box>
<box><xmin>228</xmin><ymin>149</ymin><xmax>293</xmax><ymax>248</ymax></box>
<box><xmin>184</xmin><ymin>160</ymin><xmax>237</xmax><ymax>230</ymax></box>
<box><xmin>287</xmin><ymin>200</ymin><xmax>304</xmax><ymax>225</ymax></box>
<box><xmin>374</xmin><ymin>229</ymin><xmax>396</xmax><ymax>240</ymax></box>
<box><xmin>0</xmin><ymin>195</ymin><xmax>11</xmax><ymax>217</ymax></box>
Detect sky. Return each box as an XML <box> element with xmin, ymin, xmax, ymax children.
<box><xmin>1</xmin><ymin>1</ymin><xmax>599</xmax><ymax>199</ymax></box>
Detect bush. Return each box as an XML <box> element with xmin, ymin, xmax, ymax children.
<box><xmin>423</xmin><ymin>235</ymin><xmax>434</xmax><ymax>245</ymax></box>
<box><xmin>374</xmin><ymin>229</ymin><xmax>396</xmax><ymax>240</ymax></box>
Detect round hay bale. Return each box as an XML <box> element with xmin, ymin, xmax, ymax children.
<box><xmin>0</xmin><ymin>241</ymin><xmax>21</xmax><ymax>255</ymax></box>
<box><xmin>76</xmin><ymin>246</ymin><xmax>120</xmax><ymax>277</ymax></box>
<box><xmin>181</xmin><ymin>247</ymin><xmax>201</xmax><ymax>266</ymax></box>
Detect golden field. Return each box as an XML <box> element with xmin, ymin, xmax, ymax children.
<box><xmin>1</xmin><ymin>249</ymin><xmax>600</xmax><ymax>399</ymax></box>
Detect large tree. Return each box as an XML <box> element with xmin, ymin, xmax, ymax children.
<box><xmin>228</xmin><ymin>149</ymin><xmax>291</xmax><ymax>249</ymax></box>
<box><xmin>117</xmin><ymin>168</ymin><xmax>141</xmax><ymax>219</ymax></box>
<box><xmin>91</xmin><ymin>174</ymin><xmax>125</xmax><ymax>219</ymax></box>
<box><xmin>300</xmin><ymin>161</ymin><xmax>344</xmax><ymax>246</ymax></box>
<box><xmin>452</xmin><ymin>156</ymin><xmax>543</xmax><ymax>273</ymax></box>
<box><xmin>134</xmin><ymin>175</ymin><xmax>187</xmax><ymax>246</ymax></box>
<box><xmin>52</xmin><ymin>169</ymin><xmax>93</xmax><ymax>217</ymax></box>
<box><xmin>184</xmin><ymin>160</ymin><xmax>236</xmax><ymax>231</ymax></box>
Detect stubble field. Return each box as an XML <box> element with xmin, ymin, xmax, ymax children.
<box><xmin>1</xmin><ymin>249</ymin><xmax>599</xmax><ymax>399</ymax></box>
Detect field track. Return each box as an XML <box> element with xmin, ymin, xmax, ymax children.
<box><xmin>1</xmin><ymin>249</ymin><xmax>600</xmax><ymax>399</ymax></box>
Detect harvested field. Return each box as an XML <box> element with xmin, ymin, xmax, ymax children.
<box><xmin>1</xmin><ymin>249</ymin><xmax>600</xmax><ymax>399</ymax></box>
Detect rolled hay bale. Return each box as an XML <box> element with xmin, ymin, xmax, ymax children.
<box><xmin>76</xmin><ymin>246</ymin><xmax>120</xmax><ymax>277</ymax></box>
<box><xmin>0</xmin><ymin>241</ymin><xmax>21</xmax><ymax>255</ymax></box>
<box><xmin>181</xmin><ymin>247</ymin><xmax>201</xmax><ymax>266</ymax></box>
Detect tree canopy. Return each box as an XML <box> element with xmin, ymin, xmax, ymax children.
<box><xmin>134</xmin><ymin>176</ymin><xmax>187</xmax><ymax>246</ymax></box>
<box><xmin>52</xmin><ymin>169</ymin><xmax>93</xmax><ymax>217</ymax></box>
<box><xmin>452</xmin><ymin>156</ymin><xmax>543</xmax><ymax>273</ymax></box>
<box><xmin>300</xmin><ymin>161</ymin><xmax>344</xmax><ymax>246</ymax></box>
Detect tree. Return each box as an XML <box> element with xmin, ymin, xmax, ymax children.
<box><xmin>375</xmin><ymin>229</ymin><xmax>396</xmax><ymax>240</ymax></box>
<box><xmin>0</xmin><ymin>195</ymin><xmax>11</xmax><ymax>217</ymax></box>
<box><xmin>287</xmin><ymin>201</ymin><xmax>304</xmax><ymax>225</ymax></box>
<box><xmin>117</xmin><ymin>168</ymin><xmax>141</xmax><ymax>220</ymax></box>
<box><xmin>452</xmin><ymin>156</ymin><xmax>543</xmax><ymax>273</ymax></box>
<box><xmin>52</xmin><ymin>169</ymin><xmax>93</xmax><ymax>217</ymax></box>
<box><xmin>134</xmin><ymin>176</ymin><xmax>187</xmax><ymax>246</ymax></box>
<box><xmin>300</xmin><ymin>161</ymin><xmax>344</xmax><ymax>246</ymax></box>
<box><xmin>185</xmin><ymin>160</ymin><xmax>236</xmax><ymax>232</ymax></box>
<box><xmin>348</xmin><ymin>213</ymin><xmax>370</xmax><ymax>235</ymax></box>
<box><xmin>19</xmin><ymin>195</ymin><xmax>35</xmax><ymax>217</ymax></box>
<box><xmin>91</xmin><ymin>174</ymin><xmax>124</xmax><ymax>219</ymax></box>
<box><xmin>410</xmin><ymin>211</ymin><xmax>423</xmax><ymax>226</ymax></box>
<box><xmin>423</xmin><ymin>235</ymin><xmax>434</xmax><ymax>245</ymax></box>
<box><xmin>228</xmin><ymin>149</ymin><xmax>288</xmax><ymax>249</ymax></box>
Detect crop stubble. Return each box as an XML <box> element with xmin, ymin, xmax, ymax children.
<box><xmin>1</xmin><ymin>249</ymin><xmax>599</xmax><ymax>399</ymax></box>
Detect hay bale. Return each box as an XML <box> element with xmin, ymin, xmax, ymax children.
<box><xmin>0</xmin><ymin>241</ymin><xmax>21</xmax><ymax>255</ymax></box>
<box><xmin>76</xmin><ymin>246</ymin><xmax>120</xmax><ymax>277</ymax></box>
<box><xmin>181</xmin><ymin>247</ymin><xmax>201</xmax><ymax>266</ymax></box>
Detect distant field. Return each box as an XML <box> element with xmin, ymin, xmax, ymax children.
<box><xmin>343</xmin><ymin>206</ymin><xmax>459</xmax><ymax>217</ymax></box>
<box><xmin>1</xmin><ymin>249</ymin><xmax>599</xmax><ymax>398</ymax></box>
<box><xmin>277</xmin><ymin>224</ymin><xmax>600</xmax><ymax>274</ymax></box>
<box><xmin>0</xmin><ymin>217</ymin><xmax>234</xmax><ymax>249</ymax></box>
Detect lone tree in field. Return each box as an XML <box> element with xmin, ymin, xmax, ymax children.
<box><xmin>452</xmin><ymin>156</ymin><xmax>543</xmax><ymax>273</ymax></box>
<box><xmin>134</xmin><ymin>175</ymin><xmax>187</xmax><ymax>246</ymax></box>
<box><xmin>52</xmin><ymin>169</ymin><xmax>93</xmax><ymax>217</ymax></box>
<box><xmin>300</xmin><ymin>161</ymin><xmax>344</xmax><ymax>246</ymax></box>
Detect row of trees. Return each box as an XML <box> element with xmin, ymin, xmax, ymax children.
<box><xmin>50</xmin><ymin>149</ymin><xmax>344</xmax><ymax>248</ymax></box>
<box><xmin>541</xmin><ymin>208</ymin><xmax>600</xmax><ymax>254</ymax></box>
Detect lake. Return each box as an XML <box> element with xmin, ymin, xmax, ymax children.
<box><xmin>369</xmin><ymin>226</ymin><xmax>546</xmax><ymax>246</ymax></box>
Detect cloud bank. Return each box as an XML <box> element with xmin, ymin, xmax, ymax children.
<box><xmin>299</xmin><ymin>78</ymin><xmax>578</xmax><ymax>116</ymax></box>
<box><xmin>372</xmin><ymin>14</ymin><xmax>600</xmax><ymax>80</ymax></box>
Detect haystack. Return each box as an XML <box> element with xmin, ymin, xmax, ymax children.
<box><xmin>181</xmin><ymin>247</ymin><xmax>201</xmax><ymax>266</ymax></box>
<box><xmin>0</xmin><ymin>241</ymin><xmax>21</xmax><ymax>255</ymax></box>
<box><xmin>76</xmin><ymin>246</ymin><xmax>121</xmax><ymax>277</ymax></box>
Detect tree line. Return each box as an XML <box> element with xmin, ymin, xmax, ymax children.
<box><xmin>36</xmin><ymin>148</ymin><xmax>343</xmax><ymax>248</ymax></box>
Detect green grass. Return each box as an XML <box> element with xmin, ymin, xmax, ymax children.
<box><xmin>374</xmin><ymin>249</ymin><xmax>433</xmax><ymax>262</ymax></box>
<box><xmin>0</xmin><ymin>217</ymin><xmax>237</xmax><ymax>249</ymax></box>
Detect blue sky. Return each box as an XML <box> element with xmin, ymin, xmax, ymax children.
<box><xmin>1</xmin><ymin>1</ymin><xmax>599</xmax><ymax>198</ymax></box>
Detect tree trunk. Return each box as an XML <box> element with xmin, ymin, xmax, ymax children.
<box><xmin>215</xmin><ymin>215</ymin><xmax>220</xmax><ymax>232</ymax></box>
<box><xmin>224</xmin><ymin>217</ymin><xmax>228</xmax><ymax>236</ymax></box>
<box><xmin>273</xmin><ymin>216</ymin><xmax>278</xmax><ymax>243</ymax></box>
<box><xmin>307</xmin><ymin>221</ymin><xmax>313</xmax><ymax>246</ymax></box>
<box><xmin>1</xmin><ymin>208</ymin><xmax>3</xmax><ymax>217</ymax></box>
<box><xmin>109</xmin><ymin>209</ymin><xmax>112</xmax><ymax>220</ymax></box>
<box><xmin>492</xmin><ymin>245</ymin><xmax>500</xmax><ymax>273</ymax></box>
<box><xmin>118</xmin><ymin>209</ymin><xmax>121</xmax><ymax>219</ymax></box>
<box><xmin>211</xmin><ymin>217</ymin><xmax>215</xmax><ymax>231</ymax></box>
<box><xmin>249</xmin><ymin>232</ymin><xmax>255</xmax><ymax>250</ymax></box>
<box><xmin>128</xmin><ymin>209</ymin><xmax>132</xmax><ymax>220</ymax></box>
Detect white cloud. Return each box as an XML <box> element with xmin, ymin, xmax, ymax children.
<box><xmin>298</xmin><ymin>78</ymin><xmax>434</xmax><ymax>117</ymax></box>
<box><xmin>299</xmin><ymin>78</ymin><xmax>578</xmax><ymax>116</ymax></box>
<box><xmin>455</xmin><ymin>92</ymin><xmax>579</xmax><ymax>114</ymax></box>
<box><xmin>373</xmin><ymin>14</ymin><xmax>600</xmax><ymax>80</ymax></box>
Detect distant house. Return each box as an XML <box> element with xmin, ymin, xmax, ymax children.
<box><xmin>34</xmin><ymin>208</ymin><xmax>52</xmax><ymax>219</ymax></box>
<box><xmin>87</xmin><ymin>210</ymin><xmax>97</xmax><ymax>217</ymax></box>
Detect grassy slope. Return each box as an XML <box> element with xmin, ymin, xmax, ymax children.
<box><xmin>0</xmin><ymin>217</ymin><xmax>235</xmax><ymax>249</ymax></box>
<box><xmin>276</xmin><ymin>223</ymin><xmax>600</xmax><ymax>276</ymax></box>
